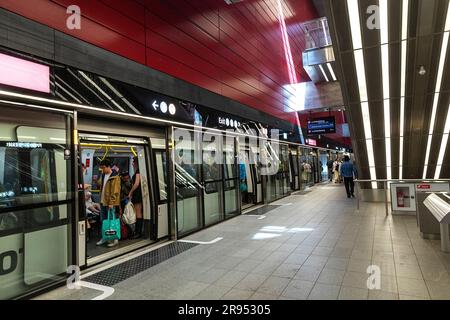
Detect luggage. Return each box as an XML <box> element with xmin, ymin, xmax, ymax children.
<box><xmin>120</xmin><ymin>220</ymin><xmax>128</xmax><ymax>240</ymax></box>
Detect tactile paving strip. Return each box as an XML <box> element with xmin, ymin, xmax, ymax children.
<box><xmin>84</xmin><ymin>242</ymin><xmax>197</xmax><ymax>286</ymax></box>
<box><xmin>245</xmin><ymin>205</ymin><xmax>281</xmax><ymax>215</ymax></box>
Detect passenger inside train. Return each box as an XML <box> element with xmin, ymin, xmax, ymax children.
<box><xmin>80</xmin><ymin>141</ymin><xmax>149</xmax><ymax>259</ymax></box>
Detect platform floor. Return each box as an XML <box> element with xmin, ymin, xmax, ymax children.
<box><xmin>36</xmin><ymin>184</ymin><xmax>450</xmax><ymax>300</ymax></box>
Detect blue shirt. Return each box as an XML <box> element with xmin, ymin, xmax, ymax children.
<box><xmin>340</xmin><ymin>161</ymin><xmax>357</xmax><ymax>178</ymax></box>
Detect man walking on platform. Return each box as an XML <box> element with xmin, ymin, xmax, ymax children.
<box><xmin>340</xmin><ymin>156</ymin><xmax>358</xmax><ymax>198</ymax></box>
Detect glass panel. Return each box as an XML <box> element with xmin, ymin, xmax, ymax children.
<box><xmin>155</xmin><ymin>152</ymin><xmax>167</xmax><ymax>201</ymax></box>
<box><xmin>0</xmin><ymin>204</ymin><xmax>70</xmax><ymax>299</ymax></box>
<box><xmin>204</xmin><ymin>181</ymin><xmax>222</xmax><ymax>225</ymax></box>
<box><xmin>266</xmin><ymin>175</ymin><xmax>276</xmax><ymax>202</ymax></box>
<box><xmin>135</xmin><ymin>148</ymin><xmax>151</xmax><ymax>224</ymax></box>
<box><xmin>176</xmin><ymin>167</ymin><xmax>201</xmax><ymax>234</ymax></box>
<box><xmin>224</xmin><ymin>139</ymin><xmax>236</xmax><ymax>179</ymax></box>
<box><xmin>174</xmin><ymin>129</ymin><xmax>202</xmax><ymax>235</ymax></box>
<box><xmin>224</xmin><ymin>179</ymin><xmax>238</xmax><ymax>216</ymax></box>
<box><xmin>203</xmin><ymin>146</ymin><xmax>222</xmax><ymax>182</ymax></box>
<box><xmin>300</xmin><ymin>148</ymin><xmax>314</xmax><ymax>187</ymax></box>
<box><xmin>319</xmin><ymin>151</ymin><xmax>329</xmax><ymax>182</ymax></box>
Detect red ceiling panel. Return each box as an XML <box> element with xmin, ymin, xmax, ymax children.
<box><xmin>99</xmin><ymin>0</ymin><xmax>146</xmax><ymax>25</ymax></box>
<box><xmin>0</xmin><ymin>0</ymin><xmax>318</xmax><ymax>125</ymax></box>
<box><xmin>52</xmin><ymin>0</ymin><xmax>146</xmax><ymax>44</ymax></box>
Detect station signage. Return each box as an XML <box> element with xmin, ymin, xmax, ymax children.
<box><xmin>151</xmin><ymin>100</ymin><xmax>176</xmax><ymax>115</ymax></box>
<box><xmin>218</xmin><ymin>116</ymin><xmax>241</xmax><ymax>128</ymax></box>
<box><xmin>415</xmin><ymin>183</ymin><xmax>450</xmax><ymax>193</ymax></box>
<box><xmin>306</xmin><ymin>138</ymin><xmax>317</xmax><ymax>146</ymax></box>
<box><xmin>307</xmin><ymin>117</ymin><xmax>336</xmax><ymax>134</ymax></box>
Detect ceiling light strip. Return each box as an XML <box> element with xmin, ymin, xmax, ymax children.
<box><xmin>277</xmin><ymin>0</ymin><xmax>297</xmax><ymax>84</ymax></box>
<box><xmin>319</xmin><ymin>64</ymin><xmax>329</xmax><ymax>82</ymax></box>
<box><xmin>380</xmin><ymin>0</ymin><xmax>391</xmax><ymax>180</ymax></box>
<box><xmin>347</xmin><ymin>0</ymin><xmax>362</xmax><ymax>50</ymax></box>
<box><xmin>78</xmin><ymin>71</ymin><xmax>126</xmax><ymax>112</ymax></box>
<box><xmin>99</xmin><ymin>77</ymin><xmax>142</xmax><ymax>115</ymax></box>
<box><xmin>433</xmin><ymin>3</ymin><xmax>450</xmax><ymax>178</ymax></box>
<box><xmin>327</xmin><ymin>63</ymin><xmax>337</xmax><ymax>81</ymax></box>
<box><xmin>399</xmin><ymin>97</ymin><xmax>405</xmax><ymax>179</ymax></box>
<box><xmin>435</xmin><ymin>105</ymin><xmax>450</xmax><ymax>178</ymax></box>
<box><xmin>347</xmin><ymin>0</ymin><xmax>377</xmax><ymax>188</ymax></box>
<box><xmin>400</xmin><ymin>0</ymin><xmax>409</xmax><ymax>179</ymax></box>
<box><xmin>423</xmin><ymin>29</ymin><xmax>450</xmax><ymax>178</ymax></box>
<box><xmin>322</xmin><ymin>19</ymin><xmax>329</xmax><ymax>46</ymax></box>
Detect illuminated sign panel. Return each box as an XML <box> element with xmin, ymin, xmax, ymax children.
<box><xmin>307</xmin><ymin>117</ymin><xmax>336</xmax><ymax>134</ymax></box>
<box><xmin>0</xmin><ymin>53</ymin><xmax>50</xmax><ymax>93</ymax></box>
<box><xmin>218</xmin><ymin>117</ymin><xmax>240</xmax><ymax>128</ymax></box>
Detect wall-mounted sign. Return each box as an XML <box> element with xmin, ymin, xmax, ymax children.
<box><xmin>6</xmin><ymin>142</ymin><xmax>43</xmax><ymax>148</ymax></box>
<box><xmin>218</xmin><ymin>117</ymin><xmax>240</xmax><ymax>128</ymax></box>
<box><xmin>307</xmin><ymin>117</ymin><xmax>336</xmax><ymax>134</ymax></box>
<box><xmin>152</xmin><ymin>100</ymin><xmax>176</xmax><ymax>115</ymax></box>
<box><xmin>415</xmin><ymin>183</ymin><xmax>450</xmax><ymax>193</ymax></box>
<box><xmin>0</xmin><ymin>53</ymin><xmax>50</xmax><ymax>93</ymax></box>
<box><xmin>306</xmin><ymin>138</ymin><xmax>317</xmax><ymax>146</ymax></box>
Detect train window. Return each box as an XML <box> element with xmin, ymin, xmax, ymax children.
<box><xmin>203</xmin><ymin>151</ymin><xmax>222</xmax><ymax>182</ymax></box>
<box><xmin>155</xmin><ymin>151</ymin><xmax>167</xmax><ymax>201</ymax></box>
<box><xmin>204</xmin><ymin>181</ymin><xmax>219</xmax><ymax>194</ymax></box>
<box><xmin>0</xmin><ymin>142</ymin><xmax>68</xmax><ymax>211</ymax></box>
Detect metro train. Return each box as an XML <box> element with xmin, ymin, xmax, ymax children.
<box><xmin>0</xmin><ymin>53</ymin><xmax>349</xmax><ymax>300</ymax></box>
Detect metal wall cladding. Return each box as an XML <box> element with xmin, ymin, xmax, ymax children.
<box><xmin>0</xmin><ymin>0</ymin><xmax>317</xmax><ymax>125</ymax></box>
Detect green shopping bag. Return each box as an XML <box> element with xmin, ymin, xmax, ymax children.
<box><xmin>102</xmin><ymin>207</ymin><xmax>121</xmax><ymax>241</ymax></box>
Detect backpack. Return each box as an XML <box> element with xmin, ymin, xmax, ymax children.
<box><xmin>123</xmin><ymin>201</ymin><xmax>136</xmax><ymax>225</ymax></box>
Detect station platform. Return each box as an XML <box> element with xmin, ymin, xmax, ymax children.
<box><xmin>35</xmin><ymin>184</ymin><xmax>450</xmax><ymax>300</ymax></box>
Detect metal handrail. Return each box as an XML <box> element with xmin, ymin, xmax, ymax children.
<box><xmin>354</xmin><ymin>178</ymin><xmax>450</xmax><ymax>217</ymax></box>
<box><xmin>355</xmin><ymin>179</ymin><xmax>450</xmax><ymax>182</ymax></box>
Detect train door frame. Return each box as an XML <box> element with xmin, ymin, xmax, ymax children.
<box><xmin>76</xmin><ymin>126</ymin><xmax>161</xmax><ymax>267</ymax></box>
<box><xmin>151</xmin><ymin>143</ymin><xmax>170</xmax><ymax>240</ymax></box>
